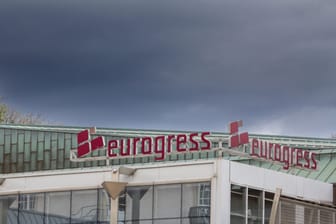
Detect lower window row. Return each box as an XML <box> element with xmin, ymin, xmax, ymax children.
<box><xmin>0</xmin><ymin>181</ymin><xmax>211</xmax><ymax>224</ymax></box>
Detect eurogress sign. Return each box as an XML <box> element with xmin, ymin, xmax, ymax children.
<box><xmin>228</xmin><ymin>121</ymin><xmax>317</xmax><ymax>170</ymax></box>
<box><xmin>75</xmin><ymin>127</ymin><xmax>211</xmax><ymax>161</ymax></box>
<box><xmin>70</xmin><ymin>121</ymin><xmax>317</xmax><ymax>170</ymax></box>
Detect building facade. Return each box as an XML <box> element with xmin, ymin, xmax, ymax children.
<box><xmin>0</xmin><ymin>123</ymin><xmax>335</xmax><ymax>224</ymax></box>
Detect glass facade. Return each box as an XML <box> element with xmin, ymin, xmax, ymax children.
<box><xmin>230</xmin><ymin>184</ymin><xmax>274</xmax><ymax>224</ymax></box>
<box><xmin>0</xmin><ymin>182</ymin><xmax>210</xmax><ymax>224</ymax></box>
<box><xmin>119</xmin><ymin>182</ymin><xmax>211</xmax><ymax>224</ymax></box>
<box><xmin>0</xmin><ymin>189</ymin><xmax>110</xmax><ymax>224</ymax></box>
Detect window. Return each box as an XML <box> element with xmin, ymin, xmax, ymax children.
<box><xmin>0</xmin><ymin>189</ymin><xmax>111</xmax><ymax>224</ymax></box>
<box><xmin>45</xmin><ymin>191</ymin><xmax>71</xmax><ymax>223</ymax></box>
<box><xmin>71</xmin><ymin>189</ymin><xmax>98</xmax><ymax>223</ymax></box>
<box><xmin>18</xmin><ymin>193</ymin><xmax>44</xmax><ymax>224</ymax></box>
<box><xmin>248</xmin><ymin>188</ymin><xmax>263</xmax><ymax>224</ymax></box>
<box><xmin>199</xmin><ymin>183</ymin><xmax>211</xmax><ymax>206</ymax></box>
<box><xmin>98</xmin><ymin>188</ymin><xmax>111</xmax><ymax>223</ymax></box>
<box><xmin>125</xmin><ymin>185</ymin><xmax>153</xmax><ymax>222</ymax></box>
<box><xmin>19</xmin><ymin>194</ymin><xmax>36</xmax><ymax>210</ymax></box>
<box><xmin>121</xmin><ymin>182</ymin><xmax>211</xmax><ymax>224</ymax></box>
<box><xmin>231</xmin><ymin>184</ymin><xmax>274</xmax><ymax>224</ymax></box>
<box><xmin>231</xmin><ymin>185</ymin><xmax>246</xmax><ymax>224</ymax></box>
<box><xmin>154</xmin><ymin>184</ymin><xmax>181</xmax><ymax>219</ymax></box>
<box><xmin>0</xmin><ymin>195</ymin><xmax>19</xmax><ymax>224</ymax></box>
<box><xmin>183</xmin><ymin>182</ymin><xmax>210</xmax><ymax>224</ymax></box>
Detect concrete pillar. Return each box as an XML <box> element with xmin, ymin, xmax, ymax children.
<box><xmin>111</xmin><ymin>171</ymin><xmax>119</xmax><ymax>224</ymax></box>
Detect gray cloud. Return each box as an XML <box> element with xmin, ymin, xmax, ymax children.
<box><xmin>1</xmin><ymin>0</ymin><xmax>336</xmax><ymax>136</ymax></box>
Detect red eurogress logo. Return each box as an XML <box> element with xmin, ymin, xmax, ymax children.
<box><xmin>229</xmin><ymin>120</ymin><xmax>249</xmax><ymax>147</ymax></box>
<box><xmin>77</xmin><ymin>127</ymin><xmax>105</xmax><ymax>157</ymax></box>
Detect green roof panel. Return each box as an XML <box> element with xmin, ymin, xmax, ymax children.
<box><xmin>0</xmin><ymin>124</ymin><xmax>335</xmax><ymax>184</ymax></box>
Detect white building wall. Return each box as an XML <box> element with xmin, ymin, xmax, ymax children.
<box><xmin>229</xmin><ymin>161</ymin><xmax>332</xmax><ymax>203</ymax></box>
<box><xmin>0</xmin><ymin>158</ymin><xmax>334</xmax><ymax>224</ymax></box>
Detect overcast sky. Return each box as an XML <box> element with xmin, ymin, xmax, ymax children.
<box><xmin>1</xmin><ymin>0</ymin><xmax>336</xmax><ymax>137</ymax></box>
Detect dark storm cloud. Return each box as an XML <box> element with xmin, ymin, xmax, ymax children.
<box><xmin>1</xmin><ymin>0</ymin><xmax>336</xmax><ymax>136</ymax></box>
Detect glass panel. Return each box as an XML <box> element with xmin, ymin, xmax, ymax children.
<box><xmin>248</xmin><ymin>188</ymin><xmax>262</xmax><ymax>224</ymax></box>
<box><xmin>98</xmin><ymin>189</ymin><xmax>111</xmax><ymax>222</ymax></box>
<box><xmin>153</xmin><ymin>218</ymin><xmax>181</xmax><ymax>224</ymax></box>
<box><xmin>182</xmin><ymin>182</ymin><xmax>210</xmax><ymax>222</ymax></box>
<box><xmin>0</xmin><ymin>194</ymin><xmax>19</xmax><ymax>224</ymax></box>
<box><xmin>18</xmin><ymin>193</ymin><xmax>44</xmax><ymax>224</ymax></box>
<box><xmin>264</xmin><ymin>192</ymin><xmax>273</xmax><ymax>224</ymax></box>
<box><xmin>231</xmin><ymin>184</ymin><xmax>246</xmax><ymax>224</ymax></box>
<box><xmin>154</xmin><ymin>184</ymin><xmax>181</xmax><ymax>219</ymax></box>
<box><xmin>126</xmin><ymin>185</ymin><xmax>153</xmax><ymax>221</ymax></box>
<box><xmin>45</xmin><ymin>191</ymin><xmax>71</xmax><ymax>223</ymax></box>
<box><xmin>71</xmin><ymin>189</ymin><xmax>98</xmax><ymax>223</ymax></box>
<box><xmin>182</xmin><ymin>217</ymin><xmax>210</xmax><ymax>224</ymax></box>
<box><xmin>118</xmin><ymin>192</ymin><xmax>126</xmax><ymax>222</ymax></box>
<box><xmin>125</xmin><ymin>221</ymin><xmax>152</xmax><ymax>224</ymax></box>
<box><xmin>199</xmin><ymin>183</ymin><xmax>211</xmax><ymax>206</ymax></box>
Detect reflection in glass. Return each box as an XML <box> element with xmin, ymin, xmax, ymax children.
<box><xmin>0</xmin><ymin>189</ymin><xmax>113</xmax><ymax>224</ymax></box>
<box><xmin>98</xmin><ymin>189</ymin><xmax>110</xmax><ymax>223</ymax></box>
<box><xmin>183</xmin><ymin>182</ymin><xmax>210</xmax><ymax>224</ymax></box>
<box><xmin>118</xmin><ymin>191</ymin><xmax>126</xmax><ymax>222</ymax></box>
<box><xmin>45</xmin><ymin>191</ymin><xmax>71</xmax><ymax>223</ymax></box>
<box><xmin>154</xmin><ymin>184</ymin><xmax>181</xmax><ymax>219</ymax></box>
<box><xmin>71</xmin><ymin>189</ymin><xmax>98</xmax><ymax>223</ymax></box>
<box><xmin>126</xmin><ymin>185</ymin><xmax>153</xmax><ymax>222</ymax></box>
<box><xmin>230</xmin><ymin>185</ymin><xmax>246</xmax><ymax>224</ymax></box>
<box><xmin>153</xmin><ymin>218</ymin><xmax>181</xmax><ymax>224</ymax></box>
<box><xmin>248</xmin><ymin>188</ymin><xmax>262</xmax><ymax>224</ymax></box>
<box><xmin>123</xmin><ymin>182</ymin><xmax>211</xmax><ymax>223</ymax></box>
<box><xmin>0</xmin><ymin>195</ymin><xmax>19</xmax><ymax>224</ymax></box>
<box><xmin>264</xmin><ymin>192</ymin><xmax>273</xmax><ymax>224</ymax></box>
<box><xmin>18</xmin><ymin>193</ymin><xmax>44</xmax><ymax>224</ymax></box>
<box><xmin>125</xmin><ymin>221</ymin><xmax>152</xmax><ymax>224</ymax></box>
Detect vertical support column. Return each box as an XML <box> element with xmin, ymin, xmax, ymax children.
<box><xmin>210</xmin><ymin>162</ymin><xmax>217</xmax><ymax>224</ymax></box>
<box><xmin>103</xmin><ymin>167</ymin><xmax>135</xmax><ymax>224</ymax></box>
<box><xmin>269</xmin><ymin>188</ymin><xmax>282</xmax><ymax>224</ymax></box>
<box><xmin>111</xmin><ymin>170</ymin><xmax>119</xmax><ymax>224</ymax></box>
<box><xmin>213</xmin><ymin>160</ymin><xmax>231</xmax><ymax>224</ymax></box>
